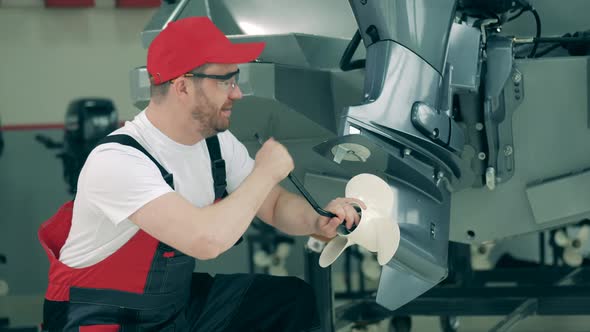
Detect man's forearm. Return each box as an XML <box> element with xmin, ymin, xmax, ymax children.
<box><xmin>270</xmin><ymin>189</ymin><xmax>319</xmax><ymax>236</ymax></box>
<box><xmin>205</xmin><ymin>169</ymin><xmax>278</xmax><ymax>251</ymax></box>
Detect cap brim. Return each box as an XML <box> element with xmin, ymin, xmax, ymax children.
<box><xmin>208</xmin><ymin>41</ymin><xmax>266</xmax><ymax>64</ymax></box>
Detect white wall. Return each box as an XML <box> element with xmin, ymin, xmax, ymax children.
<box><xmin>0</xmin><ymin>7</ymin><xmax>156</xmax><ymax>126</ymax></box>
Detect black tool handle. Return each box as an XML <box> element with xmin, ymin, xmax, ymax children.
<box><xmin>286</xmin><ymin>173</ymin><xmax>337</xmax><ymax>218</ymax></box>
<box><xmin>254</xmin><ymin>134</ymin><xmax>356</xmax><ymax>235</ymax></box>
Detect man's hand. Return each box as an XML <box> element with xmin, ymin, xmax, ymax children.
<box><xmin>314</xmin><ymin>198</ymin><xmax>367</xmax><ymax>239</ymax></box>
<box><xmin>253</xmin><ymin>138</ymin><xmax>294</xmax><ymax>184</ymax></box>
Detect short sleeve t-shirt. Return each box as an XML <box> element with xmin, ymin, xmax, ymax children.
<box><xmin>59</xmin><ymin>110</ymin><xmax>254</xmax><ymax>268</ymax></box>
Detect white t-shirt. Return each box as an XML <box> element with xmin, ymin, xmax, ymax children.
<box><xmin>59</xmin><ymin>110</ymin><xmax>255</xmax><ymax>268</ymax></box>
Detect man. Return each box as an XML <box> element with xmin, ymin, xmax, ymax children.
<box><xmin>39</xmin><ymin>16</ymin><xmax>364</xmax><ymax>332</ymax></box>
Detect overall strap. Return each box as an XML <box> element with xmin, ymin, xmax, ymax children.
<box><xmin>206</xmin><ymin>135</ymin><xmax>241</xmax><ymax>245</ymax></box>
<box><xmin>205</xmin><ymin>135</ymin><xmax>228</xmax><ymax>200</ymax></box>
<box><xmin>98</xmin><ymin>134</ymin><xmax>174</xmax><ymax>189</ymax></box>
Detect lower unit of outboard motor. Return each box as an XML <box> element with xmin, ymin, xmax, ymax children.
<box><xmin>314</xmin><ymin>131</ymin><xmax>460</xmax><ymax>311</ymax></box>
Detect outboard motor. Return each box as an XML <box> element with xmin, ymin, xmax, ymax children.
<box><xmin>62</xmin><ymin>98</ymin><xmax>118</xmax><ymax>192</ymax></box>
<box><xmin>37</xmin><ymin>98</ymin><xmax>118</xmax><ymax>194</ymax></box>
<box><xmin>313</xmin><ymin>0</ymin><xmax>469</xmax><ymax>310</ymax></box>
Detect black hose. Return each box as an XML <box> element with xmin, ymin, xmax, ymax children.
<box><xmin>508</xmin><ymin>0</ymin><xmax>542</xmax><ymax>58</ymax></box>
<box><xmin>340</xmin><ymin>30</ymin><xmax>366</xmax><ymax>71</ymax></box>
<box><xmin>564</xmin><ymin>31</ymin><xmax>590</xmax><ymax>56</ymax></box>
<box><xmin>507</xmin><ymin>7</ymin><xmax>527</xmax><ymax>22</ymax></box>
<box><xmin>516</xmin><ymin>34</ymin><xmax>590</xmax><ymax>58</ymax></box>
<box><xmin>534</xmin><ymin>43</ymin><xmax>561</xmax><ymax>57</ymax></box>
<box><xmin>528</xmin><ymin>8</ymin><xmax>542</xmax><ymax>58</ymax></box>
<box><xmin>520</xmin><ymin>36</ymin><xmax>590</xmax><ymax>44</ymax></box>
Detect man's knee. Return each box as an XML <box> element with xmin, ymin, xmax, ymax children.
<box><xmin>287</xmin><ymin>277</ymin><xmax>320</xmax><ymax>329</ymax></box>
<box><xmin>279</xmin><ymin>276</ymin><xmax>317</xmax><ymax>310</ymax></box>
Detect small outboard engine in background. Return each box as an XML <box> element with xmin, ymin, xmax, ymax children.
<box><xmin>37</xmin><ymin>98</ymin><xmax>118</xmax><ymax>194</ymax></box>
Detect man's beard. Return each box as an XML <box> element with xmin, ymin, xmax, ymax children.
<box><xmin>191</xmin><ymin>92</ymin><xmax>231</xmax><ymax>138</ymax></box>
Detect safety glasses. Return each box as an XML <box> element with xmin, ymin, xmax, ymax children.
<box><xmin>171</xmin><ymin>69</ymin><xmax>240</xmax><ymax>93</ymax></box>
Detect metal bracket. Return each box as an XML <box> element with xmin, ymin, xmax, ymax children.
<box><xmin>482</xmin><ymin>36</ymin><xmax>524</xmax><ymax>189</ymax></box>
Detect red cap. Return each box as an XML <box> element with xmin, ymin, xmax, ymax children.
<box><xmin>147</xmin><ymin>16</ymin><xmax>265</xmax><ymax>85</ymax></box>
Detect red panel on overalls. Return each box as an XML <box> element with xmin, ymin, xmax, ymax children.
<box><xmin>39</xmin><ymin>201</ymin><xmax>159</xmax><ymax>301</ymax></box>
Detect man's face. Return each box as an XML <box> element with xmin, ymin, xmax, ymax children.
<box><xmin>189</xmin><ymin>64</ymin><xmax>242</xmax><ymax>137</ymax></box>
